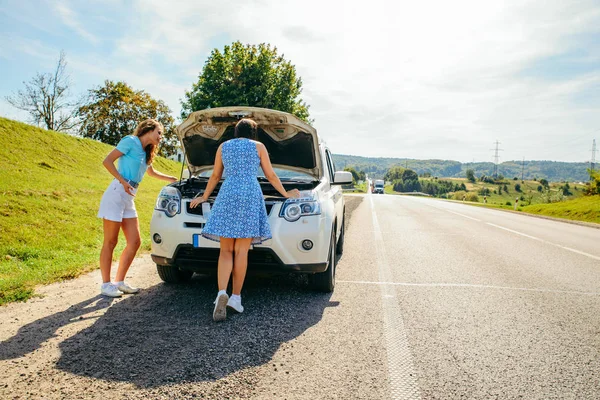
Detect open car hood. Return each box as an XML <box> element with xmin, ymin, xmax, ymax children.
<box><xmin>177</xmin><ymin>107</ymin><xmax>322</xmax><ymax>179</ymax></box>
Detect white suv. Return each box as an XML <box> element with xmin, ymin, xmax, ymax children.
<box><xmin>150</xmin><ymin>107</ymin><xmax>352</xmax><ymax>292</ymax></box>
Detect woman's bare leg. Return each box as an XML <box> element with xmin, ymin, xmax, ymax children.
<box><xmin>217</xmin><ymin>238</ymin><xmax>235</xmax><ymax>291</ymax></box>
<box><xmin>115</xmin><ymin>217</ymin><xmax>141</xmax><ymax>282</ymax></box>
<box><xmin>100</xmin><ymin>219</ymin><xmax>121</xmax><ymax>283</ymax></box>
<box><xmin>232</xmin><ymin>238</ymin><xmax>252</xmax><ymax>295</ymax></box>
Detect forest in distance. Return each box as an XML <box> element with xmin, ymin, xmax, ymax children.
<box><xmin>332</xmin><ymin>154</ymin><xmax>593</xmax><ymax>183</ymax></box>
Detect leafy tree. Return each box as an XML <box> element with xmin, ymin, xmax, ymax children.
<box><xmin>515</xmin><ymin>183</ymin><xmax>521</xmax><ymax>192</ymax></box>
<box><xmin>586</xmin><ymin>169</ymin><xmax>600</xmax><ymax>195</ymax></box>
<box><xmin>344</xmin><ymin>167</ymin><xmax>359</xmax><ymax>184</ymax></box>
<box><xmin>5</xmin><ymin>51</ymin><xmax>78</xmax><ymax>132</ymax></box>
<box><xmin>479</xmin><ymin>187</ymin><xmax>491</xmax><ymax>196</ymax></box>
<box><xmin>182</xmin><ymin>41</ymin><xmax>310</xmax><ymax>122</ymax></box>
<box><xmin>78</xmin><ymin>80</ymin><xmax>178</xmax><ymax>156</ymax></box>
<box><xmin>384</xmin><ymin>166</ymin><xmax>406</xmax><ymax>182</ymax></box>
<box><xmin>402</xmin><ymin>169</ymin><xmax>419</xmax><ymax>182</ymax></box>
<box><xmin>466</xmin><ymin>168</ymin><xmax>476</xmax><ymax>182</ymax></box>
<box><xmin>539</xmin><ymin>178</ymin><xmax>549</xmax><ymax>188</ymax></box>
<box><xmin>560</xmin><ymin>182</ymin><xmax>572</xmax><ymax>196</ymax></box>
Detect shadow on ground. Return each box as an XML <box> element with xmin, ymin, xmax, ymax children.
<box><xmin>0</xmin><ymin>295</ymin><xmax>116</xmax><ymax>361</ymax></box>
<box><xmin>53</xmin><ymin>274</ymin><xmax>335</xmax><ymax>387</ymax></box>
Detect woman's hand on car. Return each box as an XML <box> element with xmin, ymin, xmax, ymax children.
<box><xmin>190</xmin><ymin>195</ymin><xmax>207</xmax><ymax>208</ymax></box>
<box><xmin>285</xmin><ymin>189</ymin><xmax>301</xmax><ymax>198</ymax></box>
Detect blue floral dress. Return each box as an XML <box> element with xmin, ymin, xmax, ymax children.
<box><xmin>201</xmin><ymin>138</ymin><xmax>272</xmax><ymax>244</ymax></box>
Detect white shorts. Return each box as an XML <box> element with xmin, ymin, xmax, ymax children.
<box><xmin>97</xmin><ymin>179</ymin><xmax>139</xmax><ymax>222</ymax></box>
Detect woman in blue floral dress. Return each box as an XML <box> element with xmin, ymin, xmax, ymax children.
<box><xmin>190</xmin><ymin>119</ymin><xmax>300</xmax><ymax>321</ymax></box>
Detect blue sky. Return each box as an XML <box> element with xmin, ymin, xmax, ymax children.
<box><xmin>1</xmin><ymin>0</ymin><xmax>599</xmax><ymax>163</ymax></box>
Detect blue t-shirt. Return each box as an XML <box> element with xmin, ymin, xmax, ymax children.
<box><xmin>116</xmin><ymin>136</ymin><xmax>148</xmax><ymax>183</ymax></box>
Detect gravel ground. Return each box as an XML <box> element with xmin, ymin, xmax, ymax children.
<box><xmin>0</xmin><ymin>195</ymin><xmax>373</xmax><ymax>400</ymax></box>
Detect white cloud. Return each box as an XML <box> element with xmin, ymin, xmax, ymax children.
<box><xmin>53</xmin><ymin>1</ymin><xmax>100</xmax><ymax>45</ymax></box>
<box><xmin>2</xmin><ymin>0</ymin><xmax>599</xmax><ymax>162</ymax></box>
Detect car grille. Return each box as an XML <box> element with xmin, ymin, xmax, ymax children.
<box><xmin>186</xmin><ymin>201</ymin><xmax>275</xmax><ymax>216</ymax></box>
<box><xmin>175</xmin><ymin>245</ymin><xmax>282</xmax><ymax>268</ymax></box>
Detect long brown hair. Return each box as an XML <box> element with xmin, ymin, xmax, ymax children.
<box><xmin>134</xmin><ymin>119</ymin><xmax>163</xmax><ymax>165</ymax></box>
<box><xmin>234</xmin><ymin>118</ymin><xmax>257</xmax><ymax>139</ymax></box>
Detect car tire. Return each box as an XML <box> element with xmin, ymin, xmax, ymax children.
<box><xmin>336</xmin><ymin>216</ymin><xmax>344</xmax><ymax>255</ymax></box>
<box><xmin>310</xmin><ymin>228</ymin><xmax>336</xmax><ymax>292</ymax></box>
<box><xmin>156</xmin><ymin>264</ymin><xmax>193</xmax><ymax>283</ymax></box>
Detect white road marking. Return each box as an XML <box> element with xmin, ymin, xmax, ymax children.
<box><xmin>487</xmin><ymin>223</ymin><xmax>600</xmax><ymax>261</ymax></box>
<box><xmin>486</xmin><ymin>223</ymin><xmax>542</xmax><ymax>241</ymax></box>
<box><xmin>337</xmin><ymin>280</ymin><xmax>600</xmax><ymax>296</ymax></box>
<box><xmin>443</xmin><ymin>209</ymin><xmax>481</xmax><ymax>222</ymax></box>
<box><xmin>370</xmin><ymin>196</ymin><xmax>421</xmax><ymax>400</ymax></box>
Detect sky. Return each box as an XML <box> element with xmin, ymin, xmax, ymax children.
<box><xmin>1</xmin><ymin>0</ymin><xmax>599</xmax><ymax>163</ymax></box>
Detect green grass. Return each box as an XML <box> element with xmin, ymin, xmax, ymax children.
<box><xmin>520</xmin><ymin>196</ymin><xmax>600</xmax><ymax>223</ymax></box>
<box><xmin>0</xmin><ymin>117</ymin><xmax>182</xmax><ymax>305</ymax></box>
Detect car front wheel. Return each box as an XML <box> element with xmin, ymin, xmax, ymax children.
<box><xmin>156</xmin><ymin>264</ymin><xmax>193</xmax><ymax>283</ymax></box>
<box><xmin>310</xmin><ymin>227</ymin><xmax>336</xmax><ymax>292</ymax></box>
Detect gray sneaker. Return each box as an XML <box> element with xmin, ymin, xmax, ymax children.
<box><xmin>213</xmin><ymin>293</ymin><xmax>229</xmax><ymax>322</ymax></box>
<box><xmin>100</xmin><ymin>283</ymin><xmax>123</xmax><ymax>298</ymax></box>
<box><xmin>115</xmin><ymin>282</ymin><xmax>140</xmax><ymax>294</ymax></box>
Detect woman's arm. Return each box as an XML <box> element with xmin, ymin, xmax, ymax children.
<box><xmin>190</xmin><ymin>145</ymin><xmax>224</xmax><ymax>208</ymax></box>
<box><xmin>147</xmin><ymin>165</ymin><xmax>178</xmax><ymax>183</ymax></box>
<box><xmin>102</xmin><ymin>148</ymin><xmax>138</xmax><ymax>194</ymax></box>
<box><xmin>257</xmin><ymin>142</ymin><xmax>300</xmax><ymax>198</ymax></box>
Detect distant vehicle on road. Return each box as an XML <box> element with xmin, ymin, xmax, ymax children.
<box><xmin>373</xmin><ymin>179</ymin><xmax>385</xmax><ymax>194</ymax></box>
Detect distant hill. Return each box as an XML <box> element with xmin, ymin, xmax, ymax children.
<box><xmin>332</xmin><ymin>154</ymin><xmax>591</xmax><ymax>182</ymax></box>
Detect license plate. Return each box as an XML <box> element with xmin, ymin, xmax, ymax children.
<box><xmin>193</xmin><ymin>234</ymin><xmax>219</xmax><ymax>248</ymax></box>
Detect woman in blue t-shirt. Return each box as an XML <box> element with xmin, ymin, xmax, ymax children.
<box><xmin>97</xmin><ymin>119</ymin><xmax>177</xmax><ymax>297</ymax></box>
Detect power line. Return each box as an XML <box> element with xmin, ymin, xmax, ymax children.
<box><xmin>490</xmin><ymin>140</ymin><xmax>503</xmax><ymax>178</ymax></box>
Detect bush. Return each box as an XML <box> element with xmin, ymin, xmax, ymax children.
<box><xmin>515</xmin><ymin>183</ymin><xmax>521</xmax><ymax>192</ymax></box>
<box><xmin>506</xmin><ymin>201</ymin><xmax>512</xmax><ymax>206</ymax></box>
<box><xmin>466</xmin><ymin>193</ymin><xmax>479</xmax><ymax>202</ymax></box>
<box><xmin>452</xmin><ymin>191</ymin><xmax>467</xmax><ymax>200</ymax></box>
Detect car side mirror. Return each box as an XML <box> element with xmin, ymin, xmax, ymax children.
<box><xmin>332</xmin><ymin>171</ymin><xmax>353</xmax><ymax>185</ymax></box>
<box><xmin>181</xmin><ymin>169</ymin><xmax>190</xmax><ymax>179</ymax></box>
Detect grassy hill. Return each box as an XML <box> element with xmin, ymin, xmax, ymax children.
<box><xmin>0</xmin><ymin>117</ymin><xmax>181</xmax><ymax>305</ymax></box>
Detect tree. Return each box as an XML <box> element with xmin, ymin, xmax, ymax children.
<box><xmin>181</xmin><ymin>41</ymin><xmax>310</xmax><ymax>122</ymax></box>
<box><xmin>344</xmin><ymin>167</ymin><xmax>359</xmax><ymax>184</ymax></box>
<box><xmin>78</xmin><ymin>81</ymin><xmax>178</xmax><ymax>157</ymax></box>
<box><xmin>384</xmin><ymin>166</ymin><xmax>406</xmax><ymax>182</ymax></box>
<box><xmin>5</xmin><ymin>51</ymin><xmax>78</xmax><ymax>132</ymax></box>
<box><xmin>466</xmin><ymin>168</ymin><xmax>476</xmax><ymax>182</ymax></box>
<box><xmin>587</xmin><ymin>170</ymin><xmax>600</xmax><ymax>195</ymax></box>
<box><xmin>402</xmin><ymin>169</ymin><xmax>419</xmax><ymax>182</ymax></box>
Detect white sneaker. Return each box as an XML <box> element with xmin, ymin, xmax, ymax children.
<box><xmin>227</xmin><ymin>296</ymin><xmax>244</xmax><ymax>313</ymax></box>
<box><xmin>213</xmin><ymin>292</ymin><xmax>229</xmax><ymax>322</ymax></box>
<box><xmin>115</xmin><ymin>281</ymin><xmax>140</xmax><ymax>294</ymax></box>
<box><xmin>100</xmin><ymin>283</ymin><xmax>123</xmax><ymax>298</ymax></box>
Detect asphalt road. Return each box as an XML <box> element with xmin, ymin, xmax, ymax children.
<box><xmin>1</xmin><ymin>193</ymin><xmax>599</xmax><ymax>399</ymax></box>
<box><xmin>354</xmin><ymin>193</ymin><xmax>600</xmax><ymax>399</ymax></box>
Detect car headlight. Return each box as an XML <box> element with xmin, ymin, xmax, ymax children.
<box><xmin>155</xmin><ymin>187</ymin><xmax>181</xmax><ymax>217</ymax></box>
<box><xmin>279</xmin><ymin>199</ymin><xmax>321</xmax><ymax>222</ymax></box>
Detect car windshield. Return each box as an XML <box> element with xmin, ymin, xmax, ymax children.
<box><xmin>195</xmin><ymin>167</ymin><xmax>315</xmax><ymax>181</ymax></box>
